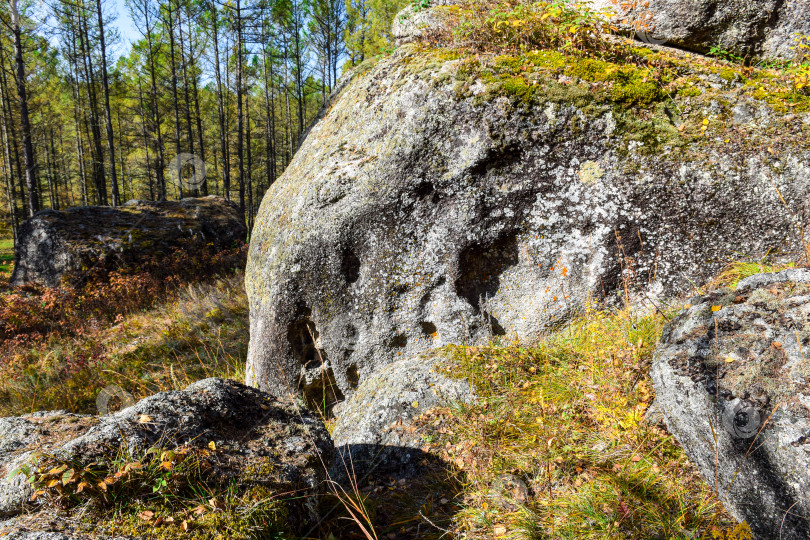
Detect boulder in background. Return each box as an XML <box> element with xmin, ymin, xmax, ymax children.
<box><xmin>10</xmin><ymin>196</ymin><xmax>246</xmax><ymax>288</ymax></box>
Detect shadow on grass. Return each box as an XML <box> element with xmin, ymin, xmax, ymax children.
<box><xmin>312</xmin><ymin>444</ymin><xmax>464</xmax><ymax>540</ymax></box>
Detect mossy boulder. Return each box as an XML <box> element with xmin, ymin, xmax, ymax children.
<box><xmin>10</xmin><ymin>196</ymin><xmax>246</xmax><ymax>288</ymax></box>
<box><xmin>245</xmin><ymin>38</ymin><xmax>810</xmax><ymax>409</ymax></box>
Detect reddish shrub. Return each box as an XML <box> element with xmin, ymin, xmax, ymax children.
<box><xmin>0</xmin><ymin>241</ymin><xmax>247</xmax><ymax>345</ymax></box>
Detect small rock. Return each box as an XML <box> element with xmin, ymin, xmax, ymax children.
<box><xmin>331</xmin><ymin>354</ymin><xmax>473</xmax><ymax>481</ymax></box>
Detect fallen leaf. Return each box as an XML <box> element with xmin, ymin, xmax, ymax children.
<box><xmin>711</xmin><ymin>305</ymin><xmax>722</xmax><ymax>312</ymax></box>
<box><xmin>140</xmin><ymin>510</ymin><xmax>155</xmax><ymax>521</ymax></box>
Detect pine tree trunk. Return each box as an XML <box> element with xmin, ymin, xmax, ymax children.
<box><xmin>262</xmin><ymin>33</ymin><xmax>277</xmax><ymax>190</ymax></box>
<box><xmin>0</xmin><ymin>41</ymin><xmax>27</xmax><ymax>217</ymax></box>
<box><xmin>211</xmin><ymin>4</ymin><xmax>229</xmax><ymax>200</ymax></box>
<box><xmin>235</xmin><ymin>0</ymin><xmax>246</xmax><ymax>218</ymax></box>
<box><xmin>141</xmin><ymin>1</ymin><xmax>166</xmax><ymax>200</ymax></box>
<box><xmin>78</xmin><ymin>3</ymin><xmax>108</xmax><ymax>205</ymax></box>
<box><xmin>95</xmin><ymin>0</ymin><xmax>119</xmax><ymax>206</ymax></box>
<box><xmin>187</xmin><ymin>8</ymin><xmax>207</xmax><ymax>196</ymax></box>
<box><xmin>166</xmin><ymin>0</ymin><xmax>184</xmax><ymax>199</ymax></box>
<box><xmin>0</xmin><ymin>77</ymin><xmax>18</xmax><ymax>238</ymax></box>
<box><xmin>137</xmin><ymin>78</ymin><xmax>154</xmax><ymax>201</ymax></box>
<box><xmin>10</xmin><ymin>0</ymin><xmax>40</xmax><ymax>216</ymax></box>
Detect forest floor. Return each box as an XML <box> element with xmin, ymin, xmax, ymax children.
<box><xmin>0</xmin><ymin>226</ymin><xmax>248</xmax><ymax>416</ymax></box>
<box><xmin>0</xmin><ymin>273</ymin><xmax>247</xmax><ymax>416</ymax></box>
<box><xmin>0</xmin><ymin>233</ymin><xmax>12</xmax><ymax>281</ymax></box>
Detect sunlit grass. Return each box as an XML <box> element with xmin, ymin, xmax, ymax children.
<box><xmin>0</xmin><ymin>273</ymin><xmax>248</xmax><ymax>416</ymax></box>
<box><xmin>425</xmin><ymin>305</ymin><xmax>741</xmax><ymax>539</ymax></box>
<box><xmin>0</xmin><ymin>235</ymin><xmax>13</xmax><ymax>280</ymax></box>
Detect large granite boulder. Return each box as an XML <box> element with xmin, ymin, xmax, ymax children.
<box><xmin>652</xmin><ymin>269</ymin><xmax>810</xmax><ymax>539</ymax></box>
<box><xmin>331</xmin><ymin>353</ymin><xmax>473</xmax><ymax>479</ymax></box>
<box><xmin>589</xmin><ymin>0</ymin><xmax>810</xmax><ymax>60</ymax></box>
<box><xmin>245</xmin><ymin>38</ymin><xmax>810</xmax><ymax>405</ymax></box>
<box><xmin>0</xmin><ymin>378</ymin><xmax>332</xmax><ymax>535</ymax></box>
<box><xmin>10</xmin><ymin>196</ymin><xmax>246</xmax><ymax>288</ymax></box>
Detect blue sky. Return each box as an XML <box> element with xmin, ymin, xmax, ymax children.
<box><xmin>110</xmin><ymin>0</ymin><xmax>140</xmax><ymax>58</ymax></box>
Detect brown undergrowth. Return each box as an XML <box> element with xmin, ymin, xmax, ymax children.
<box><xmin>0</xmin><ymin>240</ymin><xmax>248</xmax><ymax>416</ymax></box>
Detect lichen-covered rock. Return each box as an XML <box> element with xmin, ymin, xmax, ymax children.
<box><xmin>10</xmin><ymin>196</ymin><xmax>246</xmax><ymax>288</ymax></box>
<box><xmin>245</xmin><ymin>40</ymin><xmax>810</xmax><ymax>405</ymax></box>
<box><xmin>331</xmin><ymin>354</ymin><xmax>473</xmax><ymax>478</ymax></box>
<box><xmin>391</xmin><ymin>1</ymin><xmax>453</xmax><ymax>45</ymax></box>
<box><xmin>0</xmin><ymin>412</ymin><xmax>96</xmax><ymax>517</ymax></box>
<box><xmin>0</xmin><ymin>526</ymin><xmax>129</xmax><ymax>539</ymax></box>
<box><xmin>0</xmin><ymin>379</ymin><xmax>332</xmax><ymax>531</ymax></box>
<box><xmin>590</xmin><ymin>0</ymin><xmax>810</xmax><ymax>60</ymax></box>
<box><xmin>651</xmin><ymin>270</ymin><xmax>810</xmax><ymax>539</ymax></box>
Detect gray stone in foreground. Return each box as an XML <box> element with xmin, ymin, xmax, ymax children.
<box><xmin>0</xmin><ymin>412</ymin><xmax>95</xmax><ymax>517</ymax></box>
<box><xmin>652</xmin><ymin>270</ymin><xmax>810</xmax><ymax>539</ymax></box>
<box><xmin>0</xmin><ymin>378</ymin><xmax>332</xmax><ymax>533</ymax></box>
<box><xmin>332</xmin><ymin>354</ymin><xmax>473</xmax><ymax>479</ymax></box>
